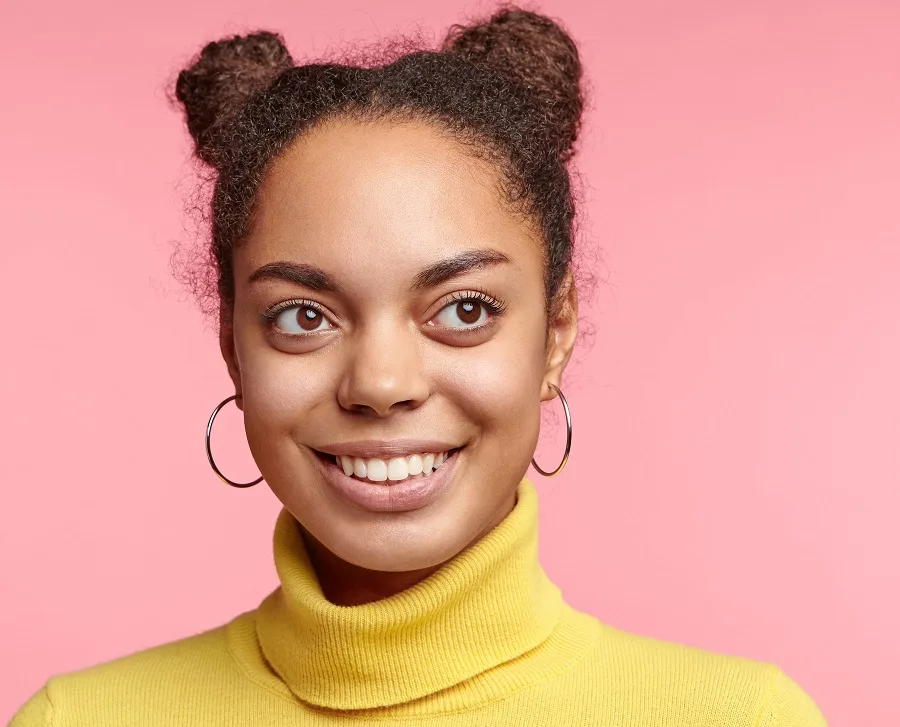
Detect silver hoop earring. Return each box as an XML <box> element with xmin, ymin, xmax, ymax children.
<box><xmin>205</xmin><ymin>394</ymin><xmax>263</xmax><ymax>488</ymax></box>
<box><xmin>531</xmin><ymin>383</ymin><xmax>572</xmax><ymax>477</ymax></box>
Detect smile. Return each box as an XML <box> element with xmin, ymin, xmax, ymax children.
<box><xmin>311</xmin><ymin>444</ymin><xmax>465</xmax><ymax>512</ymax></box>
<box><xmin>314</xmin><ymin>448</ymin><xmax>461</xmax><ymax>485</ymax></box>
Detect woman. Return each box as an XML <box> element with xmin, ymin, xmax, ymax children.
<box><xmin>11</xmin><ymin>7</ymin><xmax>827</xmax><ymax>726</ymax></box>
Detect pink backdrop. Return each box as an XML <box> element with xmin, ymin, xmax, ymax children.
<box><xmin>2</xmin><ymin>1</ymin><xmax>898</xmax><ymax>723</ymax></box>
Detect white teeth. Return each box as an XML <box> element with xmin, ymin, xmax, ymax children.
<box><xmin>387</xmin><ymin>457</ymin><xmax>409</xmax><ymax>481</ymax></box>
<box><xmin>366</xmin><ymin>459</ymin><xmax>388</xmax><ymax>482</ymax></box>
<box><xmin>335</xmin><ymin>451</ymin><xmax>451</xmax><ymax>483</ymax></box>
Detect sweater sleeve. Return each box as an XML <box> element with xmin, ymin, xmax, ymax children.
<box><xmin>7</xmin><ymin>685</ymin><xmax>53</xmax><ymax>727</ymax></box>
<box><xmin>757</xmin><ymin>667</ymin><xmax>828</xmax><ymax>727</ymax></box>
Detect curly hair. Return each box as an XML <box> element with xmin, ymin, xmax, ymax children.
<box><xmin>172</xmin><ymin>5</ymin><xmax>586</xmax><ymax>326</ymax></box>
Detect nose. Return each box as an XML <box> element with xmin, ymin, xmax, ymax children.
<box><xmin>337</xmin><ymin>320</ymin><xmax>430</xmax><ymax>417</ymax></box>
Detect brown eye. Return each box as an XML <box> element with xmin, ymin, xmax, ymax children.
<box><xmin>273</xmin><ymin>304</ymin><xmax>334</xmax><ymax>334</ymax></box>
<box><xmin>298</xmin><ymin>307</ymin><xmax>323</xmax><ymax>331</ymax></box>
<box><xmin>456</xmin><ymin>301</ymin><xmax>481</xmax><ymax>324</ymax></box>
<box><xmin>433</xmin><ymin>298</ymin><xmax>490</xmax><ymax>329</ymax></box>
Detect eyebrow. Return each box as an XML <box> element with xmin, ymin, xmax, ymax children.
<box><xmin>410</xmin><ymin>249</ymin><xmax>510</xmax><ymax>290</ymax></box>
<box><xmin>248</xmin><ymin>261</ymin><xmax>337</xmax><ymax>291</ymax></box>
<box><xmin>248</xmin><ymin>249</ymin><xmax>511</xmax><ymax>292</ymax></box>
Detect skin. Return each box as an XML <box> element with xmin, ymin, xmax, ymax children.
<box><xmin>219</xmin><ymin>117</ymin><xmax>578</xmax><ymax>606</ymax></box>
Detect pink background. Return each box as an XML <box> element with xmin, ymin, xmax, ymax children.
<box><xmin>2</xmin><ymin>0</ymin><xmax>898</xmax><ymax>723</ymax></box>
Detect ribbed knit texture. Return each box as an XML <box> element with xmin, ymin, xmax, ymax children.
<box><xmin>10</xmin><ymin>478</ymin><xmax>827</xmax><ymax>726</ymax></box>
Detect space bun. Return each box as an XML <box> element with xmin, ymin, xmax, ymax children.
<box><xmin>443</xmin><ymin>7</ymin><xmax>584</xmax><ymax>159</ymax></box>
<box><xmin>174</xmin><ymin>31</ymin><xmax>293</xmax><ymax>165</ymax></box>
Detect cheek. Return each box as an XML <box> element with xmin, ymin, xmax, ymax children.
<box><xmin>434</xmin><ymin>318</ymin><xmax>547</xmax><ymax>451</ymax></box>
<box><xmin>235</xmin><ymin>332</ymin><xmax>339</xmax><ymax>456</ymax></box>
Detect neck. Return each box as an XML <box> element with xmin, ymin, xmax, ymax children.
<box><xmin>301</xmin><ymin>529</ymin><xmax>445</xmax><ymax>605</ymax></box>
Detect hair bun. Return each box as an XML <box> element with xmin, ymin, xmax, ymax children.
<box><xmin>443</xmin><ymin>7</ymin><xmax>583</xmax><ymax>160</ymax></box>
<box><xmin>174</xmin><ymin>31</ymin><xmax>293</xmax><ymax>166</ymax></box>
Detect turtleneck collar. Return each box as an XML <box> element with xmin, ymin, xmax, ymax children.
<box><xmin>255</xmin><ymin>477</ymin><xmax>564</xmax><ymax>710</ymax></box>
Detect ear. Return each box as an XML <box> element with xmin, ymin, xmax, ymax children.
<box><xmin>218</xmin><ymin>305</ymin><xmax>244</xmax><ymax>411</ymax></box>
<box><xmin>542</xmin><ymin>270</ymin><xmax>578</xmax><ymax>401</ymax></box>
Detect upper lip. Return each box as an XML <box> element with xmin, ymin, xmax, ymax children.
<box><xmin>314</xmin><ymin>439</ymin><xmax>463</xmax><ymax>459</ymax></box>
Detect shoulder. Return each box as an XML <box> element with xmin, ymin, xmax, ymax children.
<box><xmin>755</xmin><ymin>666</ymin><xmax>829</xmax><ymax>727</ymax></box>
<box><xmin>567</xmin><ymin>610</ymin><xmax>827</xmax><ymax>726</ymax></box>
<box><xmin>8</xmin><ymin>612</ymin><xmax>257</xmax><ymax>727</ymax></box>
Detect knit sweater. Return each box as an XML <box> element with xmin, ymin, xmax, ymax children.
<box><xmin>10</xmin><ymin>478</ymin><xmax>827</xmax><ymax>726</ymax></box>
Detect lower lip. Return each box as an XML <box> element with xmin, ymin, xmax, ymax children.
<box><xmin>314</xmin><ymin>450</ymin><xmax>460</xmax><ymax>513</ymax></box>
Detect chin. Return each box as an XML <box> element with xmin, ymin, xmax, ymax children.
<box><xmin>270</xmin><ymin>441</ymin><xmax>518</xmax><ymax>574</ymax></box>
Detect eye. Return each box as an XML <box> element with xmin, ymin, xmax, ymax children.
<box><xmin>262</xmin><ymin>301</ymin><xmax>335</xmax><ymax>335</ymax></box>
<box><xmin>430</xmin><ymin>291</ymin><xmax>507</xmax><ymax>330</ymax></box>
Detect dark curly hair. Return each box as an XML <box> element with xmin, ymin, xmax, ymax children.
<box><xmin>172</xmin><ymin>5</ymin><xmax>587</xmax><ymax>328</ymax></box>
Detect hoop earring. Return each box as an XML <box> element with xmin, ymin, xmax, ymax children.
<box><xmin>531</xmin><ymin>383</ymin><xmax>572</xmax><ymax>477</ymax></box>
<box><xmin>205</xmin><ymin>394</ymin><xmax>263</xmax><ymax>488</ymax></box>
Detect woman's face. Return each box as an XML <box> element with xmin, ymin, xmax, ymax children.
<box><xmin>222</xmin><ymin>117</ymin><xmax>577</xmax><ymax>572</ymax></box>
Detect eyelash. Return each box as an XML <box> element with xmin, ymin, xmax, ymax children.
<box><xmin>259</xmin><ymin>289</ymin><xmax>508</xmax><ymax>335</ymax></box>
<box><xmin>440</xmin><ymin>289</ymin><xmax>508</xmax><ymax>324</ymax></box>
<box><xmin>260</xmin><ymin>298</ymin><xmax>328</xmax><ymax>326</ymax></box>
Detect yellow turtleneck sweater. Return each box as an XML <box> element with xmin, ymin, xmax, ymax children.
<box><xmin>10</xmin><ymin>478</ymin><xmax>827</xmax><ymax>726</ymax></box>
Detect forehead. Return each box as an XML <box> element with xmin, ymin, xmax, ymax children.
<box><xmin>242</xmin><ymin>117</ymin><xmax>542</xmax><ymax>272</ymax></box>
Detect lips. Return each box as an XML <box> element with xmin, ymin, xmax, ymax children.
<box><xmin>311</xmin><ymin>446</ymin><xmax>463</xmax><ymax>512</ymax></box>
